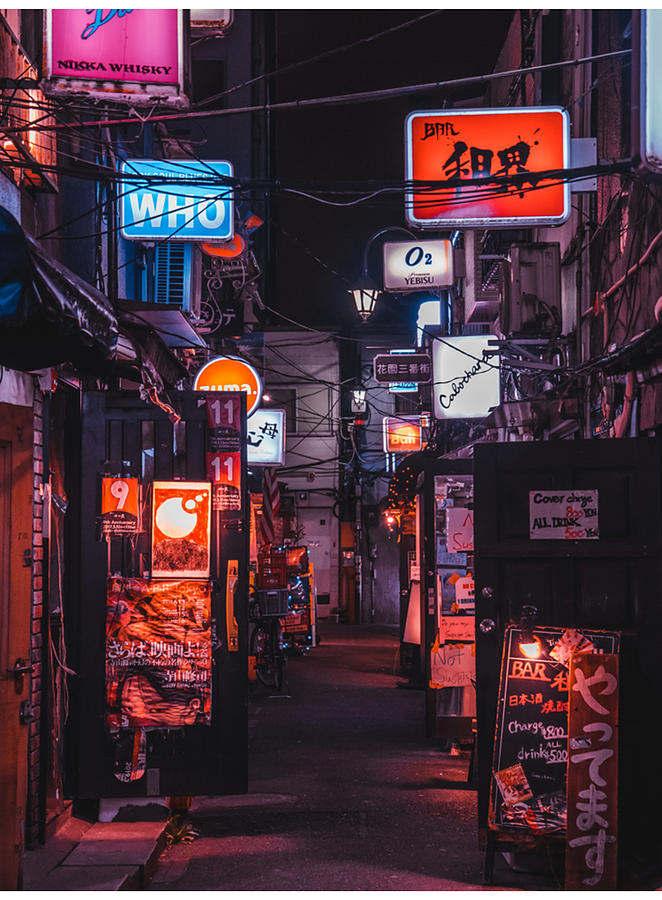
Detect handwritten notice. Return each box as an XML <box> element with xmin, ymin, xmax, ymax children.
<box><xmin>430</xmin><ymin>640</ymin><xmax>474</xmax><ymax>688</ymax></box>
<box><xmin>446</xmin><ymin>507</ymin><xmax>474</xmax><ymax>553</ymax></box>
<box><xmin>440</xmin><ymin>615</ymin><xmax>475</xmax><ymax>643</ymax></box>
<box><xmin>529</xmin><ymin>490</ymin><xmax>599</xmax><ymax>540</ymax></box>
<box><xmin>566</xmin><ymin>653</ymin><xmax>618</xmax><ymax>890</ymax></box>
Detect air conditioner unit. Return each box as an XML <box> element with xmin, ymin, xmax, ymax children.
<box><xmin>463</xmin><ymin>230</ymin><xmax>502</xmax><ymax>323</ymax></box>
<box><xmin>502</xmin><ymin>243</ymin><xmax>561</xmax><ymax>338</ymax></box>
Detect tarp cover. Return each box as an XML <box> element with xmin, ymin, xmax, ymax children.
<box><xmin>0</xmin><ymin>205</ymin><xmax>118</xmax><ymax>371</ymax></box>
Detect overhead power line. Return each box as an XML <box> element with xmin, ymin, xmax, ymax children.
<box><xmin>5</xmin><ymin>48</ymin><xmax>631</xmax><ymax>136</ymax></box>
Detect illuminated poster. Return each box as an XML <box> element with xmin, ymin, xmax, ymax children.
<box><xmin>405</xmin><ymin>107</ymin><xmax>570</xmax><ymax>228</ymax></box>
<box><xmin>151</xmin><ymin>482</ymin><xmax>211</xmax><ymax>578</ymax></box>
<box><xmin>106</xmin><ymin>577</ymin><xmax>212</xmax><ymax>728</ymax></box>
<box><xmin>101</xmin><ymin>477</ymin><xmax>139</xmax><ymax>536</ymax></box>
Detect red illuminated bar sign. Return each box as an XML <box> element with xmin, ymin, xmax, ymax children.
<box><xmin>383</xmin><ymin>416</ymin><xmax>423</xmax><ymax>453</ymax></box>
<box><xmin>405</xmin><ymin>107</ymin><xmax>570</xmax><ymax>228</ymax></box>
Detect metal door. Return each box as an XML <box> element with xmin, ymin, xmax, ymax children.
<box><xmin>66</xmin><ymin>390</ymin><xmax>248</xmax><ymax>800</ymax></box>
<box><xmin>0</xmin><ymin>405</ymin><xmax>33</xmax><ymax>887</ymax></box>
<box><xmin>474</xmin><ymin>438</ymin><xmax>662</xmax><ymax>862</ymax></box>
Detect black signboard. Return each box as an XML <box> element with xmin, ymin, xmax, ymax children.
<box><xmin>373</xmin><ymin>352</ymin><xmax>431</xmax><ymax>384</ymax></box>
<box><xmin>490</xmin><ymin>625</ymin><xmax>620</xmax><ymax>835</ymax></box>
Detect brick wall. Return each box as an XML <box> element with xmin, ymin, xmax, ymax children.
<box><xmin>27</xmin><ymin>387</ymin><xmax>44</xmax><ymax>847</ymax></box>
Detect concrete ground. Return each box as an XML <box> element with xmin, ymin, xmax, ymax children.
<box><xmin>148</xmin><ymin>621</ymin><xmax>561</xmax><ymax>892</ymax></box>
<box><xmin>24</xmin><ymin>621</ymin><xmax>660</xmax><ymax>891</ymax></box>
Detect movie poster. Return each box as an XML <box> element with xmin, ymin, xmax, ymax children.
<box><xmin>151</xmin><ymin>482</ymin><xmax>211</xmax><ymax>578</ymax></box>
<box><xmin>106</xmin><ymin>577</ymin><xmax>212</xmax><ymax>728</ymax></box>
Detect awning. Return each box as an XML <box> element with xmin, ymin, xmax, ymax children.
<box><xmin>118</xmin><ymin>301</ymin><xmax>207</xmax><ymax>349</ymax></box>
<box><xmin>0</xmin><ymin>206</ymin><xmax>118</xmax><ymax>372</ymax></box>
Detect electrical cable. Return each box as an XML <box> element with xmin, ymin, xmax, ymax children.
<box><xmin>7</xmin><ymin>47</ymin><xmax>632</xmax><ymax>135</ymax></box>
<box><xmin>193</xmin><ymin>11</ymin><xmax>445</xmax><ymax>109</ymax></box>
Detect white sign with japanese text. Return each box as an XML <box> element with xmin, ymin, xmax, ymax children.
<box><xmin>247</xmin><ymin>409</ymin><xmax>285</xmax><ymax>465</ymax></box>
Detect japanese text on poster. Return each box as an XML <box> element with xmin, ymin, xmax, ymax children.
<box><xmin>106</xmin><ymin>577</ymin><xmax>212</xmax><ymax>728</ymax></box>
<box><xmin>566</xmin><ymin>653</ymin><xmax>618</xmax><ymax>890</ymax></box>
<box><xmin>490</xmin><ymin>626</ymin><xmax>619</xmax><ymax>834</ymax></box>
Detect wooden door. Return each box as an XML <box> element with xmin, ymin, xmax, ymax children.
<box><xmin>66</xmin><ymin>390</ymin><xmax>248</xmax><ymax>801</ymax></box>
<box><xmin>473</xmin><ymin>438</ymin><xmax>662</xmax><ymax>864</ymax></box>
<box><xmin>0</xmin><ymin>404</ymin><xmax>33</xmax><ymax>888</ymax></box>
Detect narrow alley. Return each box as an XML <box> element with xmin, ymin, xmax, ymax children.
<box><xmin>148</xmin><ymin>623</ymin><xmax>558</xmax><ymax>892</ymax></box>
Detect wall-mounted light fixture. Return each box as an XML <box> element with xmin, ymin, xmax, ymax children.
<box><xmin>351</xmin><ymin>226</ymin><xmax>417</xmax><ymax>322</ymax></box>
<box><xmin>518</xmin><ymin>604</ymin><xmax>542</xmax><ymax>658</ymax></box>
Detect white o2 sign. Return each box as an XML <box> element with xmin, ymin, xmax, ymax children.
<box><xmin>383</xmin><ymin>239</ymin><xmax>453</xmax><ymax>292</ymax></box>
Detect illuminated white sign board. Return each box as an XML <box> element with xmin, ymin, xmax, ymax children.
<box><xmin>641</xmin><ymin>11</ymin><xmax>662</xmax><ymax>173</ymax></box>
<box><xmin>432</xmin><ymin>335</ymin><xmax>500</xmax><ymax>420</ymax></box>
<box><xmin>247</xmin><ymin>409</ymin><xmax>285</xmax><ymax>466</ymax></box>
<box><xmin>383</xmin><ymin>240</ymin><xmax>454</xmax><ymax>292</ymax></box>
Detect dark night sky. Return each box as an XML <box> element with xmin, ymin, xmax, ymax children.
<box><xmin>268</xmin><ymin>10</ymin><xmax>515</xmax><ymax>331</ymax></box>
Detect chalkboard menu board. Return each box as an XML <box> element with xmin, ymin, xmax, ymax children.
<box><xmin>490</xmin><ymin>625</ymin><xmax>620</xmax><ymax>835</ymax></box>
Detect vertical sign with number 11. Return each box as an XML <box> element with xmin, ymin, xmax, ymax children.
<box><xmin>205</xmin><ymin>394</ymin><xmax>242</xmax><ymax>512</ymax></box>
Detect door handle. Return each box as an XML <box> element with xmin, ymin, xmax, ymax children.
<box><xmin>9</xmin><ymin>658</ymin><xmax>33</xmax><ymax>691</ymax></box>
<box><xmin>226</xmin><ymin>560</ymin><xmax>239</xmax><ymax>652</ymax></box>
<box><xmin>10</xmin><ymin>659</ymin><xmax>34</xmax><ymax>675</ymax></box>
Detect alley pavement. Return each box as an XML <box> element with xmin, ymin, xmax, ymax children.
<box><xmin>23</xmin><ymin>621</ymin><xmax>662</xmax><ymax>892</ymax></box>
<box><xmin>148</xmin><ymin>621</ymin><xmax>562</xmax><ymax>892</ymax></box>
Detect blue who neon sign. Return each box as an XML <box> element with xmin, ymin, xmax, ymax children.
<box><xmin>119</xmin><ymin>159</ymin><xmax>234</xmax><ymax>241</ymax></box>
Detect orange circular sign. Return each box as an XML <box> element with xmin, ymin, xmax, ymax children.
<box><xmin>201</xmin><ymin>235</ymin><xmax>246</xmax><ymax>258</ymax></box>
<box><xmin>193</xmin><ymin>355</ymin><xmax>263</xmax><ymax>416</ymax></box>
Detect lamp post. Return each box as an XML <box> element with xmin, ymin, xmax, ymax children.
<box><xmin>350</xmin><ymin>226</ymin><xmax>418</xmax><ymax>322</ymax></box>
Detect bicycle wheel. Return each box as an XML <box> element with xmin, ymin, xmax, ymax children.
<box><xmin>250</xmin><ymin>623</ymin><xmax>277</xmax><ymax>688</ymax></box>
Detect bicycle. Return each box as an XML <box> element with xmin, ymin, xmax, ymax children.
<box><xmin>249</xmin><ymin>597</ymin><xmax>286</xmax><ymax>691</ymax></box>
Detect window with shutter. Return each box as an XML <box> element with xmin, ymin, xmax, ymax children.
<box><xmin>154</xmin><ymin>242</ymin><xmax>192</xmax><ymax>310</ymax></box>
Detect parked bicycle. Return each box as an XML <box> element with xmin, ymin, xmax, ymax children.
<box><xmin>249</xmin><ymin>592</ymin><xmax>287</xmax><ymax>691</ymax></box>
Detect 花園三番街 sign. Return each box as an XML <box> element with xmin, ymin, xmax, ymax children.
<box><xmin>405</xmin><ymin>107</ymin><xmax>570</xmax><ymax>228</ymax></box>
<box><xmin>373</xmin><ymin>351</ymin><xmax>431</xmax><ymax>384</ymax></box>
<box><xmin>119</xmin><ymin>159</ymin><xmax>234</xmax><ymax>242</ymax></box>
<box><xmin>529</xmin><ymin>490</ymin><xmax>599</xmax><ymax>540</ymax></box>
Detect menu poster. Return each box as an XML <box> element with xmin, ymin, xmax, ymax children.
<box><xmin>490</xmin><ymin>625</ymin><xmax>620</xmax><ymax>834</ymax></box>
<box><xmin>106</xmin><ymin>577</ymin><xmax>212</xmax><ymax>728</ymax></box>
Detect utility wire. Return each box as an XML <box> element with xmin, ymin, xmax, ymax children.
<box><xmin>193</xmin><ymin>11</ymin><xmax>445</xmax><ymax>109</ymax></box>
<box><xmin>5</xmin><ymin>48</ymin><xmax>631</xmax><ymax>135</ymax></box>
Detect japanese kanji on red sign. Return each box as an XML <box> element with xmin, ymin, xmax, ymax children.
<box><xmin>405</xmin><ymin>107</ymin><xmax>570</xmax><ymax>227</ymax></box>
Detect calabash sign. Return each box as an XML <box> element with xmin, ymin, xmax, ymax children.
<box><xmin>193</xmin><ymin>355</ymin><xmax>263</xmax><ymax>417</ymax></box>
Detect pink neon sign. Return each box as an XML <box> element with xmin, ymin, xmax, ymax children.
<box><xmin>49</xmin><ymin>10</ymin><xmax>180</xmax><ymax>86</ymax></box>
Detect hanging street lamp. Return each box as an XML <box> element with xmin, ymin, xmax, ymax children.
<box><xmin>350</xmin><ymin>285</ymin><xmax>379</xmax><ymax>321</ymax></box>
